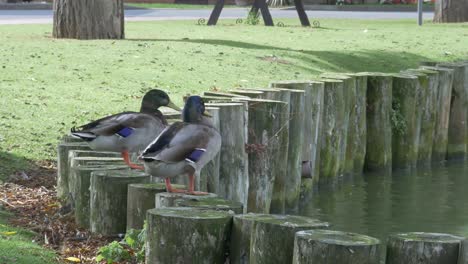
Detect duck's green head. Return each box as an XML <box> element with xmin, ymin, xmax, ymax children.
<box><xmin>183</xmin><ymin>96</ymin><xmax>212</xmax><ymax>122</ymax></box>
<box><xmin>141</xmin><ymin>89</ymin><xmax>181</xmax><ymax>112</ymax></box>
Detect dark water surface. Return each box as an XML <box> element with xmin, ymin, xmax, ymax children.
<box><xmin>299</xmin><ymin>160</ymin><xmax>468</xmax><ymax>244</ymax></box>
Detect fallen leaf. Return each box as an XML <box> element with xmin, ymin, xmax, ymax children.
<box><xmin>1</xmin><ymin>231</ymin><xmax>17</xmax><ymax>236</ymax></box>
<box><xmin>65</xmin><ymin>257</ymin><xmax>81</xmax><ymax>262</ymax></box>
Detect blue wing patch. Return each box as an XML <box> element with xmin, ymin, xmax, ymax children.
<box><xmin>117</xmin><ymin>127</ymin><xmax>134</xmax><ymax>138</ymax></box>
<box><xmin>185</xmin><ymin>148</ymin><xmax>206</xmax><ymax>163</ymax></box>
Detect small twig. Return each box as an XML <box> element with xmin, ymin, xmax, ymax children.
<box><xmin>0</xmin><ymin>198</ymin><xmax>16</xmax><ymax>208</ymax></box>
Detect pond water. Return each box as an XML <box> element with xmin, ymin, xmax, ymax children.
<box><xmin>299</xmin><ymin>159</ymin><xmax>468</xmax><ymax>245</ymax></box>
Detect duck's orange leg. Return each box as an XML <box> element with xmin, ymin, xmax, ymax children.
<box><xmin>122</xmin><ymin>151</ymin><xmax>144</xmax><ymax>170</ymax></box>
<box><xmin>165</xmin><ymin>178</ymin><xmax>187</xmax><ymax>193</ymax></box>
<box><xmin>187</xmin><ymin>174</ymin><xmax>209</xmax><ymax>196</ymax></box>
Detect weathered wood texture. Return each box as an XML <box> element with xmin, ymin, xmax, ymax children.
<box><xmin>437</xmin><ymin>62</ymin><xmax>467</xmax><ymax>160</ymax></box>
<box><xmin>269</xmin><ymin>81</ymin><xmax>325</xmax><ymax>184</ymax></box>
<box><xmin>458</xmin><ymin>239</ymin><xmax>468</xmax><ymax>264</ymax></box>
<box><xmin>236</xmin><ymin>99</ymin><xmax>289</xmax><ymax>213</ymax></box>
<box><xmin>319</xmin><ymin>79</ymin><xmax>345</xmax><ymax>183</ymax></box>
<box><xmin>321</xmin><ymin>74</ymin><xmax>355</xmax><ymax>176</ymax></box>
<box><xmin>155</xmin><ymin>192</ymin><xmax>242</xmax><ymax>213</ymax></box>
<box><xmin>391</xmin><ymin>74</ymin><xmax>420</xmax><ymax>169</ymax></box>
<box><xmin>126</xmin><ymin>183</ymin><xmax>168</xmax><ymax>230</ymax></box>
<box><xmin>421</xmin><ymin>66</ymin><xmax>454</xmax><ymax>162</ymax></box>
<box><xmin>349</xmin><ymin>73</ymin><xmax>368</xmax><ymax>173</ymax></box>
<box><xmin>146</xmin><ymin>208</ymin><xmax>233</xmax><ymax>264</ymax></box>
<box><xmin>364</xmin><ymin>73</ymin><xmax>393</xmax><ymax>172</ymax></box>
<box><xmin>230</xmin><ymin>213</ymin><xmax>273</xmax><ymax>264</ymax></box>
<box><xmin>433</xmin><ymin>0</ymin><xmax>468</xmax><ymax>23</ymax></box>
<box><xmin>276</xmin><ymin>88</ymin><xmax>305</xmax><ymax>212</ymax></box>
<box><xmin>250</xmin><ymin>214</ymin><xmax>330</xmax><ymax>264</ymax></box>
<box><xmin>70</xmin><ymin>164</ymin><xmax>127</xmax><ymax>228</ymax></box>
<box><xmin>53</xmin><ymin>0</ymin><xmax>124</xmax><ymax>39</ymax></box>
<box><xmin>56</xmin><ymin>142</ymin><xmax>90</xmax><ymax>199</ymax></box>
<box><xmin>405</xmin><ymin>69</ymin><xmax>440</xmax><ymax>165</ymax></box>
<box><xmin>386</xmin><ymin>232</ymin><xmax>464</xmax><ymax>264</ymax></box>
<box><xmin>293</xmin><ymin>230</ymin><xmax>380</xmax><ymax>264</ymax></box>
<box><xmin>90</xmin><ymin>170</ymin><xmax>149</xmax><ymax>235</ymax></box>
<box><xmin>199</xmin><ymin>107</ymin><xmax>221</xmax><ymax>193</ymax></box>
<box><xmin>206</xmin><ymin>103</ymin><xmax>248</xmax><ymax>209</ymax></box>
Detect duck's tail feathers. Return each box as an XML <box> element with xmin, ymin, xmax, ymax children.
<box><xmin>70</xmin><ymin>128</ymin><xmax>97</xmax><ymax>142</ymax></box>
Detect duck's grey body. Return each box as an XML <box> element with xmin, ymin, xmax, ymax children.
<box><xmin>142</xmin><ymin>120</ymin><xmax>221</xmax><ymax>179</ymax></box>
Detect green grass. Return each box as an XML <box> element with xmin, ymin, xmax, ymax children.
<box><xmin>0</xmin><ymin>209</ymin><xmax>58</xmax><ymax>264</ymax></box>
<box><xmin>126</xmin><ymin>3</ymin><xmax>238</xmax><ymax>9</ymax></box>
<box><xmin>0</xmin><ymin>19</ymin><xmax>467</xmax><ymax>180</ymax></box>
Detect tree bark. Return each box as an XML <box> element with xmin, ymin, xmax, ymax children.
<box><xmin>56</xmin><ymin>142</ymin><xmax>90</xmax><ymax>199</ymax></box>
<box><xmin>434</xmin><ymin>0</ymin><xmax>468</xmax><ymax>23</ymax></box>
<box><xmin>53</xmin><ymin>0</ymin><xmax>125</xmax><ymax>39</ymax></box>
<box><xmin>126</xmin><ymin>183</ymin><xmax>168</xmax><ymax>231</ymax></box>
<box><xmin>199</xmin><ymin>107</ymin><xmax>221</xmax><ymax>193</ymax></box>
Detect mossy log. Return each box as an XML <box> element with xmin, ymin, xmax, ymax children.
<box><xmin>205</xmin><ymin>102</ymin><xmax>248</xmax><ymax>209</ymax></box>
<box><xmin>386</xmin><ymin>232</ymin><xmax>464</xmax><ymax>264</ymax></box>
<box><xmin>90</xmin><ymin>170</ymin><xmax>150</xmax><ymax>235</ymax></box>
<box><xmin>70</xmin><ymin>164</ymin><xmax>127</xmax><ymax>228</ymax></box>
<box><xmin>318</xmin><ymin>79</ymin><xmax>345</xmax><ymax>183</ymax></box>
<box><xmin>348</xmin><ymin>73</ymin><xmax>368</xmax><ymax>173</ymax></box>
<box><xmin>405</xmin><ymin>69</ymin><xmax>440</xmax><ymax>165</ymax></box>
<box><xmin>421</xmin><ymin>66</ymin><xmax>455</xmax><ymax>162</ymax></box>
<box><xmin>275</xmin><ymin>88</ymin><xmax>305</xmax><ymax>212</ymax></box>
<box><xmin>229</xmin><ymin>89</ymin><xmax>264</xmax><ymax>98</ymax></box>
<box><xmin>437</xmin><ymin>62</ymin><xmax>467</xmax><ymax>160</ymax></box>
<box><xmin>230</xmin><ymin>213</ymin><xmax>274</xmax><ymax>264</ymax></box>
<box><xmin>56</xmin><ymin>142</ymin><xmax>91</xmax><ymax>199</ymax></box>
<box><xmin>391</xmin><ymin>74</ymin><xmax>420</xmax><ymax>169</ymax></box>
<box><xmin>321</xmin><ymin>74</ymin><xmax>355</xmax><ymax>176</ymax></box>
<box><xmin>199</xmin><ymin>107</ymin><xmax>221</xmax><ymax>193</ymax></box>
<box><xmin>458</xmin><ymin>239</ymin><xmax>468</xmax><ymax>264</ymax></box>
<box><xmin>250</xmin><ymin>214</ymin><xmax>330</xmax><ymax>264</ymax></box>
<box><xmin>364</xmin><ymin>73</ymin><xmax>393</xmax><ymax>172</ymax></box>
<box><xmin>235</xmin><ymin>98</ymin><xmax>289</xmax><ymax>213</ymax></box>
<box><xmin>203</xmin><ymin>91</ymin><xmax>249</xmax><ymax>99</ymax></box>
<box><xmin>155</xmin><ymin>192</ymin><xmax>217</xmax><ymax>208</ymax></box>
<box><xmin>146</xmin><ymin>207</ymin><xmax>233</xmax><ymax>264</ymax></box>
<box><xmin>242</xmin><ymin>87</ymin><xmax>283</xmax><ymax>100</ymax></box>
<box><xmin>293</xmin><ymin>230</ymin><xmax>380</xmax><ymax>264</ymax></box>
<box><xmin>269</xmin><ymin>81</ymin><xmax>325</xmax><ymax>185</ymax></box>
<box><xmin>126</xmin><ymin>183</ymin><xmax>182</xmax><ymax>230</ymax></box>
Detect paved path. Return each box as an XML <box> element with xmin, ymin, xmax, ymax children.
<box><xmin>0</xmin><ymin>9</ymin><xmax>434</xmax><ymax>25</ymax></box>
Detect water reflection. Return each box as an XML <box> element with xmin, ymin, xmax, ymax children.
<box><xmin>299</xmin><ymin>160</ymin><xmax>468</xmax><ymax>242</ymax></box>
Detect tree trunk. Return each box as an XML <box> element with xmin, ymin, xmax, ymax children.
<box><xmin>126</xmin><ymin>183</ymin><xmax>168</xmax><ymax>231</ymax></box>
<box><xmin>53</xmin><ymin>0</ymin><xmax>125</xmax><ymax>39</ymax></box>
<box><xmin>349</xmin><ymin>73</ymin><xmax>368</xmax><ymax>174</ymax></box>
<box><xmin>386</xmin><ymin>232</ymin><xmax>464</xmax><ymax>264</ymax></box>
<box><xmin>200</xmin><ymin>107</ymin><xmax>221</xmax><ymax>193</ymax></box>
<box><xmin>293</xmin><ymin>230</ymin><xmax>380</xmax><ymax>264</ymax></box>
<box><xmin>56</xmin><ymin>142</ymin><xmax>90</xmax><ymax>199</ymax></box>
<box><xmin>433</xmin><ymin>0</ymin><xmax>468</xmax><ymax>23</ymax></box>
<box><xmin>155</xmin><ymin>192</ymin><xmax>217</xmax><ymax>208</ymax></box>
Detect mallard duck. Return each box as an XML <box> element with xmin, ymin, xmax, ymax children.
<box><xmin>140</xmin><ymin>96</ymin><xmax>221</xmax><ymax>195</ymax></box>
<box><xmin>70</xmin><ymin>89</ymin><xmax>180</xmax><ymax>170</ymax></box>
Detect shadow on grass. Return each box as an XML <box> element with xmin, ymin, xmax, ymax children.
<box><xmin>127</xmin><ymin>38</ymin><xmax>431</xmax><ymax>73</ymax></box>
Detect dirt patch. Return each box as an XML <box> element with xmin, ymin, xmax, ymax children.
<box><xmin>257</xmin><ymin>55</ymin><xmax>292</xmax><ymax>64</ymax></box>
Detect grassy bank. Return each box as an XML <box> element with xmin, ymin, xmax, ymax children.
<box><xmin>0</xmin><ymin>19</ymin><xmax>467</xmax><ymax>180</ymax></box>
<box><xmin>0</xmin><ymin>209</ymin><xmax>58</xmax><ymax>263</ymax></box>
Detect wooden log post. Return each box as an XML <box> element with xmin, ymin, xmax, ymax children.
<box><xmin>404</xmin><ymin>68</ymin><xmax>439</xmax><ymax>166</ymax></box>
<box><xmin>126</xmin><ymin>183</ymin><xmax>183</xmax><ymax>231</ymax></box>
<box><xmin>70</xmin><ymin>164</ymin><xmax>127</xmax><ymax>228</ymax></box>
<box><xmin>61</xmin><ymin>134</ymin><xmax>84</xmax><ymax>143</ymax></box>
<box><xmin>146</xmin><ymin>208</ymin><xmax>233</xmax><ymax>264</ymax></box>
<box><xmin>155</xmin><ymin>192</ymin><xmax>217</xmax><ymax>208</ymax></box>
<box><xmin>386</xmin><ymin>232</ymin><xmax>464</xmax><ymax>264</ymax></box>
<box><xmin>437</xmin><ymin>62</ymin><xmax>467</xmax><ymax>160</ymax></box>
<box><xmin>293</xmin><ymin>230</ymin><xmax>380</xmax><ymax>264</ymax></box>
<box><xmin>269</xmin><ymin>81</ymin><xmax>325</xmax><ymax>185</ymax></box>
<box><xmin>229</xmin><ymin>89</ymin><xmax>264</xmax><ymax>98</ymax></box>
<box><xmin>458</xmin><ymin>239</ymin><xmax>468</xmax><ymax>264</ymax></box>
<box><xmin>321</xmin><ymin>74</ymin><xmax>356</xmax><ymax>176</ymax></box>
<box><xmin>391</xmin><ymin>74</ymin><xmax>420</xmax><ymax>169</ymax></box>
<box><xmin>348</xmin><ymin>73</ymin><xmax>368</xmax><ymax>174</ymax></box>
<box><xmin>230</xmin><ymin>213</ymin><xmax>274</xmax><ymax>264</ymax></box>
<box><xmin>205</xmin><ymin>102</ymin><xmax>248</xmax><ymax>209</ymax></box>
<box><xmin>199</xmin><ymin>107</ymin><xmax>221</xmax><ymax>193</ymax></box>
<box><xmin>421</xmin><ymin>66</ymin><xmax>455</xmax><ymax>162</ymax></box>
<box><xmin>318</xmin><ymin>79</ymin><xmax>345</xmax><ymax>183</ymax></box>
<box><xmin>234</xmin><ymin>98</ymin><xmax>289</xmax><ymax>214</ymax></box>
<box><xmin>250</xmin><ymin>214</ymin><xmax>330</xmax><ymax>264</ymax></box>
<box><xmin>274</xmin><ymin>88</ymin><xmax>305</xmax><ymax>213</ymax></box>
<box><xmin>364</xmin><ymin>73</ymin><xmax>393</xmax><ymax>172</ymax></box>
<box><xmin>56</xmin><ymin>142</ymin><xmax>91</xmax><ymax>199</ymax></box>
<box><xmin>90</xmin><ymin>170</ymin><xmax>150</xmax><ymax>235</ymax></box>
